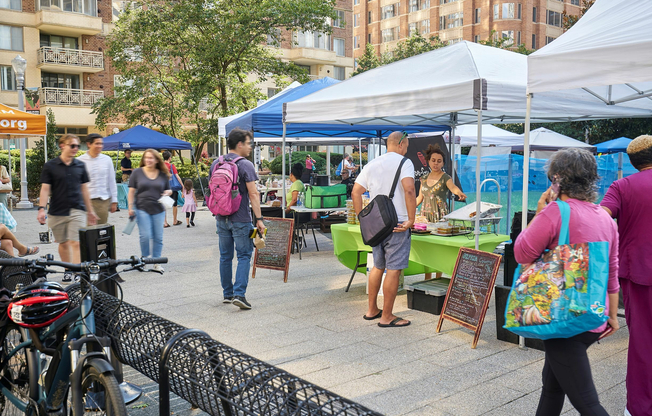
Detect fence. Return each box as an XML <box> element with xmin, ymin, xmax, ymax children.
<box><xmin>452</xmin><ymin>153</ymin><xmax>635</xmax><ymax>235</ymax></box>
<box><xmin>66</xmin><ymin>285</ymin><xmax>383</xmax><ymax>416</ymax></box>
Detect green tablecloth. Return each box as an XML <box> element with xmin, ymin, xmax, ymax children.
<box><xmin>331</xmin><ymin>223</ymin><xmax>508</xmax><ymax>276</ymax></box>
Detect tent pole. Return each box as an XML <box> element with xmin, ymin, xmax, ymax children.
<box><xmin>358</xmin><ymin>138</ymin><xmax>362</xmax><ymax>167</ymax></box>
<box><xmin>326</xmin><ymin>146</ymin><xmax>331</xmax><ymax>186</ymax></box>
<box><xmin>450</xmin><ymin>115</ymin><xmax>457</xmax><ymax>212</ymax></box>
<box><xmin>44</xmin><ymin>134</ymin><xmax>47</xmax><ymax>163</ymax></box>
<box><xmin>519</xmin><ymin>93</ymin><xmax>533</xmax><ymax>351</ymax></box>
<box><xmin>193</xmin><ymin>150</ymin><xmax>206</xmax><ymax>202</ymax></box>
<box><xmin>618</xmin><ymin>152</ymin><xmax>623</xmax><ymax>179</ymax></box>
<box><xmin>475</xmin><ymin>112</ymin><xmax>482</xmax><ymax>251</ymax></box>
<box><xmin>281</xmin><ymin>123</ymin><xmax>287</xmax><ymax>219</ymax></box>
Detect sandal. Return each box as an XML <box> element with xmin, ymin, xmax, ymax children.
<box><xmin>378</xmin><ymin>317</ymin><xmax>411</xmax><ymax>328</ymax></box>
<box><xmin>19</xmin><ymin>246</ymin><xmax>40</xmax><ymax>257</ymax></box>
<box><xmin>164</xmin><ymin>224</ymin><xmax>170</xmax><ymax>228</ymax></box>
<box><xmin>363</xmin><ymin>310</ymin><xmax>383</xmax><ymax>321</ymax></box>
<box><xmin>173</xmin><ymin>221</ymin><xmax>182</xmax><ymax>226</ymax></box>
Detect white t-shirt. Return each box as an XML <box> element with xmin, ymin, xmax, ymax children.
<box><xmin>355</xmin><ymin>152</ymin><xmax>414</xmax><ymax>222</ymax></box>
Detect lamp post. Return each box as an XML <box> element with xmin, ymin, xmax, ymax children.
<box><xmin>11</xmin><ymin>55</ymin><xmax>33</xmax><ymax>209</ymax></box>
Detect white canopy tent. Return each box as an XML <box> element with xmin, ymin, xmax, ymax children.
<box><xmin>523</xmin><ymin>0</ymin><xmax>652</xmax><ymax>230</ymax></box>
<box><xmin>511</xmin><ymin>128</ymin><xmax>595</xmax><ymax>152</ymax></box>
<box><xmin>452</xmin><ymin>124</ymin><xmax>521</xmax><ymax>147</ymax></box>
<box><xmin>284</xmin><ymin>41</ymin><xmax>651</xmax><ymax>249</ymax></box>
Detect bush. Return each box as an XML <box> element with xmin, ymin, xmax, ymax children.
<box><xmin>270</xmin><ymin>151</ymin><xmax>329</xmax><ymax>174</ymax></box>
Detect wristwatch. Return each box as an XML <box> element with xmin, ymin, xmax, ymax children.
<box><xmin>256</xmin><ymin>217</ymin><xmax>264</xmax><ymax>222</ymax></box>
<box><xmin>38</xmin><ymin>206</ymin><xmax>46</xmax><ymax>211</ymax></box>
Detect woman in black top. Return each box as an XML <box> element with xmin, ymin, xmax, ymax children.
<box><xmin>128</xmin><ymin>149</ymin><xmax>171</xmax><ymax>272</ymax></box>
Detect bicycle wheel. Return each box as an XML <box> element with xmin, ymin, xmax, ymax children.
<box><xmin>0</xmin><ymin>325</ymin><xmax>39</xmax><ymax>416</ymax></box>
<box><xmin>70</xmin><ymin>359</ymin><xmax>126</xmax><ymax>416</ymax></box>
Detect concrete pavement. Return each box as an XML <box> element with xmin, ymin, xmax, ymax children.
<box><xmin>9</xmin><ymin>206</ymin><xmax>628</xmax><ymax>415</ymax></box>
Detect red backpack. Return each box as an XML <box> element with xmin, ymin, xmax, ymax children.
<box><xmin>207</xmin><ymin>156</ymin><xmax>244</xmax><ymax>216</ymax></box>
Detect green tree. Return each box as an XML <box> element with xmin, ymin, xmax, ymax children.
<box><xmin>32</xmin><ymin>108</ymin><xmax>59</xmax><ymax>164</ymax></box>
<box><xmin>93</xmin><ymin>0</ymin><xmax>336</xmax><ymax>160</ymax></box>
<box><xmin>479</xmin><ymin>30</ymin><xmax>535</xmax><ymax>55</ymax></box>
<box><xmin>352</xmin><ymin>43</ymin><xmax>381</xmax><ymax>76</ymax></box>
<box><xmin>563</xmin><ymin>0</ymin><xmax>595</xmax><ymax>31</ymax></box>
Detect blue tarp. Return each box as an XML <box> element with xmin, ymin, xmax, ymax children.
<box><xmin>103</xmin><ymin>125</ymin><xmax>192</xmax><ymax>151</ymax></box>
<box><xmin>595</xmin><ymin>137</ymin><xmax>632</xmax><ymax>154</ymax></box>
<box><xmin>225</xmin><ymin>77</ymin><xmax>448</xmax><ymax>138</ymax></box>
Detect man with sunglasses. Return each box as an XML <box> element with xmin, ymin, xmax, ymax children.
<box><xmin>38</xmin><ymin>134</ymin><xmax>98</xmax><ymax>281</ymax></box>
<box><xmin>353</xmin><ymin>131</ymin><xmax>416</xmax><ymax>328</ymax></box>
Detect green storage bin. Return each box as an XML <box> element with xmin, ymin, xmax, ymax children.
<box><xmin>305</xmin><ymin>185</ymin><xmax>347</xmax><ymax>209</ymax></box>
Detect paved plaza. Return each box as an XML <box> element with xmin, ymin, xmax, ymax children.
<box><xmin>10</xmin><ymin>206</ymin><xmax>628</xmax><ymax>415</ymax></box>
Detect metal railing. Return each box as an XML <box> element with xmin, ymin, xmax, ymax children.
<box><xmin>37</xmin><ymin>46</ymin><xmax>104</xmax><ymax>70</ymax></box>
<box><xmin>66</xmin><ymin>285</ymin><xmax>383</xmax><ymax>416</ymax></box>
<box><xmin>39</xmin><ymin>87</ymin><xmax>104</xmax><ymax>107</ymax></box>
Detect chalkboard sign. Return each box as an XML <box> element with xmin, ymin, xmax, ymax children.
<box><xmin>252</xmin><ymin>217</ymin><xmax>294</xmax><ymax>282</ymax></box>
<box><xmin>436</xmin><ymin>247</ymin><xmax>501</xmax><ymax>348</ymax></box>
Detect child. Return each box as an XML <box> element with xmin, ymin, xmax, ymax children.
<box><xmin>181</xmin><ymin>179</ymin><xmax>197</xmax><ymax>227</ymax></box>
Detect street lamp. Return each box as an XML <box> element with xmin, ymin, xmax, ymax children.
<box><xmin>11</xmin><ymin>55</ymin><xmax>33</xmax><ymax>209</ymax></box>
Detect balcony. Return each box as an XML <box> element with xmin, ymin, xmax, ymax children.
<box><xmin>36</xmin><ymin>10</ymin><xmax>103</xmax><ymax>36</ymax></box>
<box><xmin>37</xmin><ymin>47</ymin><xmax>104</xmax><ymax>74</ymax></box>
<box><xmin>286</xmin><ymin>48</ymin><xmax>337</xmax><ymax>65</ymax></box>
<box><xmin>39</xmin><ymin>87</ymin><xmax>104</xmax><ymax>107</ymax></box>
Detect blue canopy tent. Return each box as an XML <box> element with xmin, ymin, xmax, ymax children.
<box><xmin>595</xmin><ymin>136</ymin><xmax>632</xmax><ymax>154</ymax></box>
<box><xmin>104</xmin><ymin>126</ymin><xmax>201</xmax><ymax>207</ymax></box>
<box><xmin>225</xmin><ymin>77</ymin><xmax>449</xmax><ymax>216</ymax></box>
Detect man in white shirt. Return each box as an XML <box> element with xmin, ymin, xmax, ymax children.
<box><xmin>78</xmin><ymin>134</ymin><xmax>118</xmax><ymax>224</ymax></box>
<box><xmin>352</xmin><ymin>131</ymin><xmax>416</xmax><ymax>328</ymax></box>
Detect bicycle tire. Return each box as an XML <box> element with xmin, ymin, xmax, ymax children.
<box><xmin>0</xmin><ymin>325</ymin><xmax>39</xmax><ymax>416</ymax></box>
<box><xmin>71</xmin><ymin>360</ymin><xmax>126</xmax><ymax>416</ymax></box>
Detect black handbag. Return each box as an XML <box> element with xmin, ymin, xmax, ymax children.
<box><xmin>358</xmin><ymin>158</ymin><xmax>408</xmax><ymax>247</ymax></box>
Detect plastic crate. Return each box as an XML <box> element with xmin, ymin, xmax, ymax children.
<box><xmin>406</xmin><ymin>278</ymin><xmax>450</xmax><ymax>315</ymax></box>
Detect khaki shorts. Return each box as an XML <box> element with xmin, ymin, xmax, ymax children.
<box><xmin>122</xmin><ymin>174</ymin><xmax>130</xmax><ymax>184</ymax></box>
<box><xmin>91</xmin><ymin>198</ymin><xmax>112</xmax><ymax>225</ymax></box>
<box><xmin>48</xmin><ymin>209</ymin><xmax>86</xmax><ymax>243</ymax></box>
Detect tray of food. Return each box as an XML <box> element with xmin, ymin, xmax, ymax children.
<box><xmin>431</xmin><ymin>230</ymin><xmax>472</xmax><ymax>237</ymax></box>
<box><xmin>444</xmin><ymin>202</ymin><xmax>502</xmax><ymax>221</ymax></box>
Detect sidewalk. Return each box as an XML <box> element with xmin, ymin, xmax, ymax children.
<box><xmin>10</xmin><ymin>207</ymin><xmax>628</xmax><ymax>415</ymax></box>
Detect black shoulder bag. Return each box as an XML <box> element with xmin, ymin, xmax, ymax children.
<box><xmin>358</xmin><ymin>157</ymin><xmax>408</xmax><ymax>247</ymax></box>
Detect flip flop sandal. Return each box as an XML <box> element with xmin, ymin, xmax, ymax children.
<box><xmin>173</xmin><ymin>221</ymin><xmax>183</xmax><ymax>226</ymax></box>
<box><xmin>164</xmin><ymin>224</ymin><xmax>171</xmax><ymax>228</ymax></box>
<box><xmin>19</xmin><ymin>246</ymin><xmax>40</xmax><ymax>257</ymax></box>
<box><xmin>378</xmin><ymin>317</ymin><xmax>411</xmax><ymax>328</ymax></box>
<box><xmin>363</xmin><ymin>310</ymin><xmax>383</xmax><ymax>320</ymax></box>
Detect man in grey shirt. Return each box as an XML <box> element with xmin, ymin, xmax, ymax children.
<box><xmin>210</xmin><ymin>128</ymin><xmax>265</xmax><ymax>309</ymax></box>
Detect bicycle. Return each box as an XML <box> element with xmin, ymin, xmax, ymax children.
<box><xmin>0</xmin><ymin>256</ymin><xmax>167</xmax><ymax>416</ymax></box>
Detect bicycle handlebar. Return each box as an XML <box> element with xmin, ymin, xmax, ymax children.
<box><xmin>0</xmin><ymin>256</ymin><xmax>167</xmax><ymax>271</ymax></box>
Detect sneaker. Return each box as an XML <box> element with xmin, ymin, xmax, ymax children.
<box><xmin>187</xmin><ymin>224</ymin><xmax>190</xmax><ymax>228</ymax></box>
<box><xmin>190</xmin><ymin>221</ymin><xmax>195</xmax><ymax>227</ymax></box>
<box><xmin>152</xmin><ymin>264</ymin><xmax>164</xmax><ymax>273</ymax></box>
<box><xmin>222</xmin><ymin>296</ymin><xmax>234</xmax><ymax>304</ymax></box>
<box><xmin>232</xmin><ymin>296</ymin><xmax>251</xmax><ymax>310</ymax></box>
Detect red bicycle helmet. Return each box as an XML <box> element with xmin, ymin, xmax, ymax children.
<box><xmin>7</xmin><ymin>281</ymin><xmax>69</xmax><ymax>328</ymax></box>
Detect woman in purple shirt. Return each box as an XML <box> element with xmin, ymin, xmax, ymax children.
<box><xmin>515</xmin><ymin>148</ymin><xmax>619</xmax><ymax>416</ymax></box>
<box><xmin>601</xmin><ymin>135</ymin><xmax>652</xmax><ymax>416</ymax></box>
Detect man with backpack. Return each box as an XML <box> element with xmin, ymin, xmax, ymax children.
<box><xmin>209</xmin><ymin>128</ymin><xmax>265</xmax><ymax>309</ymax></box>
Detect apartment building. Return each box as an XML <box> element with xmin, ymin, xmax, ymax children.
<box><xmin>0</xmin><ymin>0</ymin><xmax>126</xmax><ymax>147</ymax></box>
<box><xmin>353</xmin><ymin>0</ymin><xmax>580</xmax><ymax>58</ymax></box>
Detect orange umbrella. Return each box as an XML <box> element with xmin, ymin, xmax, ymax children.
<box><xmin>0</xmin><ymin>103</ymin><xmax>46</xmax><ymax>136</ymax></box>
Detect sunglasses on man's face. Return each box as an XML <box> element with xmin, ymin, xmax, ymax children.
<box><xmin>69</xmin><ymin>144</ymin><xmax>80</xmax><ymax>149</ymax></box>
<box><xmin>399</xmin><ymin>132</ymin><xmax>408</xmax><ymax>145</ymax></box>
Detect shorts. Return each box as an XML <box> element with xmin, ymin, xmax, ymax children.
<box><xmin>91</xmin><ymin>198</ymin><xmax>112</xmax><ymax>225</ymax></box>
<box><xmin>171</xmin><ymin>190</ymin><xmax>179</xmax><ymax>207</ymax></box>
<box><xmin>48</xmin><ymin>209</ymin><xmax>86</xmax><ymax>243</ymax></box>
<box><xmin>371</xmin><ymin>229</ymin><xmax>411</xmax><ymax>271</ymax></box>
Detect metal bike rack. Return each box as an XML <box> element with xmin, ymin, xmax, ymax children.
<box><xmin>66</xmin><ymin>285</ymin><xmax>383</xmax><ymax>416</ymax></box>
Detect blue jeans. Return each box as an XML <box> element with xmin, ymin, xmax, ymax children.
<box><xmin>136</xmin><ymin>209</ymin><xmax>165</xmax><ymax>258</ymax></box>
<box><xmin>216</xmin><ymin>218</ymin><xmax>253</xmax><ymax>298</ymax></box>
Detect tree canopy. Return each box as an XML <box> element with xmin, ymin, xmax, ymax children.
<box><xmin>93</xmin><ymin>0</ymin><xmax>336</xmax><ymax>160</ymax></box>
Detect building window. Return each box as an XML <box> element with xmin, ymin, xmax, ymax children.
<box><xmin>0</xmin><ymin>25</ymin><xmax>22</xmax><ymax>51</ymax></box>
<box><xmin>1</xmin><ymin>66</ymin><xmax>15</xmax><ymax>91</ymax></box>
<box><xmin>41</xmin><ymin>34</ymin><xmax>78</xmax><ymax>49</ymax></box>
<box><xmin>518</xmin><ymin>4</ymin><xmax>522</xmax><ymax>19</ymax></box>
<box><xmin>409</xmin><ymin>22</ymin><xmax>419</xmax><ymax>36</ymax></box>
<box><xmin>294</xmin><ymin>31</ymin><xmax>331</xmax><ymax>50</ymax></box>
<box><xmin>334</xmin><ymin>10</ymin><xmax>345</xmax><ymax>28</ymax></box>
<box><xmin>532</xmin><ymin>34</ymin><xmax>536</xmax><ymax>48</ymax></box>
<box><xmin>570</xmin><ymin>0</ymin><xmax>580</xmax><ymax>4</ymax></box>
<box><xmin>448</xmin><ymin>38</ymin><xmax>462</xmax><ymax>45</ymax></box>
<box><xmin>381</xmin><ymin>4</ymin><xmax>397</xmax><ymax>20</ymax></box>
<box><xmin>39</xmin><ymin>0</ymin><xmax>97</xmax><ymax>17</ymax></box>
<box><xmin>474</xmin><ymin>35</ymin><xmax>479</xmax><ymax>43</ymax></box>
<box><xmin>421</xmin><ymin>19</ymin><xmax>430</xmax><ymax>34</ymax></box>
<box><xmin>532</xmin><ymin>6</ymin><xmax>537</xmax><ymax>22</ymax></box>
<box><xmin>547</xmin><ymin>10</ymin><xmax>561</xmax><ymax>27</ymax></box>
<box><xmin>409</xmin><ymin>0</ymin><xmax>418</xmax><ymax>12</ymax></box>
<box><xmin>517</xmin><ymin>31</ymin><xmax>521</xmax><ymax>45</ymax></box>
<box><xmin>493</xmin><ymin>4</ymin><xmax>499</xmax><ymax>19</ymax></box>
<box><xmin>475</xmin><ymin>8</ymin><xmax>481</xmax><ymax>23</ymax></box>
<box><xmin>502</xmin><ymin>3</ymin><xmax>515</xmax><ymax>19</ymax></box>
<box><xmin>440</xmin><ymin>0</ymin><xmax>460</xmax><ymax>3</ymax></box>
<box><xmin>381</xmin><ymin>28</ymin><xmax>396</xmax><ymax>42</ymax></box>
<box><xmin>546</xmin><ymin>36</ymin><xmax>556</xmax><ymax>45</ymax></box>
<box><xmin>354</xmin><ymin>35</ymin><xmax>360</xmax><ymax>49</ymax></box>
<box><xmin>501</xmin><ymin>30</ymin><xmax>514</xmax><ymax>46</ymax></box>
<box><xmin>439</xmin><ymin>16</ymin><xmax>445</xmax><ymax>30</ymax></box>
<box><xmin>354</xmin><ymin>0</ymin><xmax>359</xmax><ymax>4</ymax></box>
<box><xmin>447</xmin><ymin>12</ymin><xmax>463</xmax><ymax>28</ymax></box>
<box><xmin>41</xmin><ymin>72</ymin><xmax>80</xmax><ymax>89</ymax></box>
<box><xmin>333</xmin><ymin>66</ymin><xmax>346</xmax><ymax>81</ymax></box>
<box><xmin>421</xmin><ymin>0</ymin><xmax>430</xmax><ymax>9</ymax></box>
<box><xmin>368</xmin><ymin>11</ymin><xmax>372</xmax><ymax>23</ymax></box>
<box><xmin>267</xmin><ymin>87</ymin><xmax>280</xmax><ymax>98</ymax></box>
<box><xmin>368</xmin><ymin>33</ymin><xmax>372</xmax><ymax>44</ymax></box>
<box><xmin>334</xmin><ymin>38</ymin><xmax>345</xmax><ymax>56</ymax></box>
<box><xmin>354</xmin><ymin>13</ymin><xmax>359</xmax><ymax>27</ymax></box>
<box><xmin>0</xmin><ymin>0</ymin><xmax>21</xmax><ymax>11</ymax></box>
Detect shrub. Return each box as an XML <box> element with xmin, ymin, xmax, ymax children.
<box><xmin>270</xmin><ymin>151</ymin><xmax>330</xmax><ymax>174</ymax></box>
